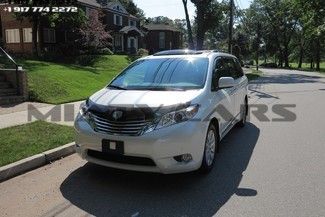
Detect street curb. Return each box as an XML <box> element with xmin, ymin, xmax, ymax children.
<box><xmin>0</xmin><ymin>142</ymin><xmax>75</xmax><ymax>183</ymax></box>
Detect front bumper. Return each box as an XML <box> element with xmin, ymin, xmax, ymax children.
<box><xmin>74</xmin><ymin>116</ymin><xmax>208</xmax><ymax>174</ymax></box>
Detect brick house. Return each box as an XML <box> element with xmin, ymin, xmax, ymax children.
<box><xmin>0</xmin><ymin>4</ymin><xmax>58</xmax><ymax>54</ymax></box>
<box><xmin>0</xmin><ymin>0</ymin><xmax>144</xmax><ymax>54</ymax></box>
<box><xmin>0</xmin><ymin>0</ymin><xmax>182</xmax><ymax>55</ymax></box>
<box><xmin>143</xmin><ymin>23</ymin><xmax>183</xmax><ymax>54</ymax></box>
<box><xmin>79</xmin><ymin>0</ymin><xmax>144</xmax><ymax>53</ymax></box>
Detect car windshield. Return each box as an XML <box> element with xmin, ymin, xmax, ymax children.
<box><xmin>108</xmin><ymin>57</ymin><xmax>209</xmax><ymax>90</ymax></box>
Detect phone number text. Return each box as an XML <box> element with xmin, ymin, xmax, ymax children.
<box><xmin>3</xmin><ymin>7</ymin><xmax>78</xmax><ymax>13</ymax></box>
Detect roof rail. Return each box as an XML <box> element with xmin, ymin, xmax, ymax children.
<box><xmin>153</xmin><ymin>49</ymin><xmax>204</xmax><ymax>56</ymax></box>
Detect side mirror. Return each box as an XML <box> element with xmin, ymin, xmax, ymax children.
<box><xmin>218</xmin><ymin>77</ymin><xmax>235</xmax><ymax>89</ymax></box>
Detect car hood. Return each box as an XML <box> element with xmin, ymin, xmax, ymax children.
<box><xmin>89</xmin><ymin>88</ymin><xmax>203</xmax><ymax>108</ymax></box>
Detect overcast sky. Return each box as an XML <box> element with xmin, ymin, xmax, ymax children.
<box><xmin>133</xmin><ymin>0</ymin><xmax>252</xmax><ymax>20</ymax></box>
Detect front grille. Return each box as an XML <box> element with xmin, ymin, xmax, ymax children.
<box><xmin>92</xmin><ymin>113</ymin><xmax>150</xmax><ymax>136</ymax></box>
<box><xmin>87</xmin><ymin>150</ymin><xmax>156</xmax><ymax>166</ymax></box>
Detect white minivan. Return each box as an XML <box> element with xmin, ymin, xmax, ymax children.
<box><xmin>74</xmin><ymin>50</ymin><xmax>248</xmax><ymax>174</ymax></box>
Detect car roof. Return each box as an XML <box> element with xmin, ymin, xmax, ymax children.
<box><xmin>145</xmin><ymin>49</ymin><xmax>237</xmax><ymax>59</ymax></box>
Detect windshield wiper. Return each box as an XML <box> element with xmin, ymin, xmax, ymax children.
<box><xmin>143</xmin><ymin>87</ymin><xmax>186</xmax><ymax>91</ymax></box>
<box><xmin>107</xmin><ymin>85</ymin><xmax>127</xmax><ymax>90</ymax></box>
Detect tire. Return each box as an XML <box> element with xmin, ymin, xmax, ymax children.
<box><xmin>199</xmin><ymin>124</ymin><xmax>219</xmax><ymax>173</ymax></box>
<box><xmin>238</xmin><ymin>99</ymin><xmax>248</xmax><ymax>128</ymax></box>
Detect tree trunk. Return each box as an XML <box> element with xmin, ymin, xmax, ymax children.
<box><xmin>195</xmin><ymin>4</ymin><xmax>205</xmax><ymax>50</ymax></box>
<box><xmin>278</xmin><ymin>48</ymin><xmax>284</xmax><ymax>68</ymax></box>
<box><xmin>298</xmin><ymin>34</ymin><xmax>304</xmax><ymax>68</ymax></box>
<box><xmin>38</xmin><ymin>18</ymin><xmax>44</xmax><ymax>55</ymax></box>
<box><xmin>315</xmin><ymin>37</ymin><xmax>320</xmax><ymax>71</ymax></box>
<box><xmin>283</xmin><ymin>44</ymin><xmax>289</xmax><ymax>68</ymax></box>
<box><xmin>182</xmin><ymin>0</ymin><xmax>194</xmax><ymax>49</ymax></box>
<box><xmin>298</xmin><ymin>44</ymin><xmax>303</xmax><ymax>68</ymax></box>
<box><xmin>32</xmin><ymin>15</ymin><xmax>39</xmax><ymax>57</ymax></box>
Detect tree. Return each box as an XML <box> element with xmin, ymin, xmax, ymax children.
<box><xmin>146</xmin><ymin>16</ymin><xmax>174</xmax><ymax>25</ymax></box>
<box><xmin>79</xmin><ymin>10</ymin><xmax>112</xmax><ymax>53</ymax></box>
<box><xmin>48</xmin><ymin>9</ymin><xmax>87</xmax><ymax>56</ymax></box>
<box><xmin>296</xmin><ymin>0</ymin><xmax>325</xmax><ymax>71</ymax></box>
<box><xmin>182</xmin><ymin>0</ymin><xmax>194</xmax><ymax>49</ymax></box>
<box><xmin>119</xmin><ymin>0</ymin><xmax>145</xmax><ymax>22</ymax></box>
<box><xmin>49</xmin><ymin>8</ymin><xmax>86</xmax><ymax>30</ymax></box>
<box><xmin>191</xmin><ymin>0</ymin><xmax>223</xmax><ymax>50</ymax></box>
<box><xmin>242</xmin><ymin>0</ymin><xmax>299</xmax><ymax>67</ymax></box>
<box><xmin>15</xmin><ymin>1</ymin><xmax>85</xmax><ymax>57</ymax></box>
<box><xmin>174</xmin><ymin>19</ymin><xmax>187</xmax><ymax>48</ymax></box>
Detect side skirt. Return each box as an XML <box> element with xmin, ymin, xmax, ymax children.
<box><xmin>220</xmin><ymin>112</ymin><xmax>241</xmax><ymax>140</ymax></box>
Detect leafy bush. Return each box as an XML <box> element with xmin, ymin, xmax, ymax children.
<box><xmin>78</xmin><ymin>10</ymin><xmax>112</xmax><ymax>54</ymax></box>
<box><xmin>57</xmin><ymin>42</ymin><xmax>81</xmax><ymax>57</ymax></box>
<box><xmin>75</xmin><ymin>55</ymin><xmax>101</xmax><ymax>66</ymax></box>
<box><xmin>127</xmin><ymin>49</ymin><xmax>149</xmax><ymax>62</ymax></box>
<box><xmin>137</xmin><ymin>48</ymin><xmax>149</xmax><ymax>57</ymax></box>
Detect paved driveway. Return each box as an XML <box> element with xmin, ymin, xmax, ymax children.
<box><xmin>0</xmin><ymin>68</ymin><xmax>325</xmax><ymax>217</ymax></box>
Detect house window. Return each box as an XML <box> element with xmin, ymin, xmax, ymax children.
<box><xmin>5</xmin><ymin>29</ymin><xmax>20</xmax><ymax>43</ymax></box>
<box><xmin>23</xmin><ymin>28</ymin><xmax>32</xmax><ymax>43</ymax></box>
<box><xmin>129</xmin><ymin>20</ymin><xmax>136</xmax><ymax>27</ymax></box>
<box><xmin>114</xmin><ymin>14</ymin><xmax>123</xmax><ymax>26</ymax></box>
<box><xmin>43</xmin><ymin>28</ymin><xmax>56</xmax><ymax>43</ymax></box>
<box><xmin>159</xmin><ymin>32</ymin><xmax>165</xmax><ymax>49</ymax></box>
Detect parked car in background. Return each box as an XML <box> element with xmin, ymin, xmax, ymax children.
<box><xmin>74</xmin><ymin>50</ymin><xmax>248</xmax><ymax>174</ymax></box>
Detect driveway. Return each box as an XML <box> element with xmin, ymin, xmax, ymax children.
<box><xmin>0</xmin><ymin>68</ymin><xmax>325</xmax><ymax>217</ymax></box>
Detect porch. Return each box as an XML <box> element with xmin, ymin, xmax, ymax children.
<box><xmin>112</xmin><ymin>26</ymin><xmax>144</xmax><ymax>54</ymax></box>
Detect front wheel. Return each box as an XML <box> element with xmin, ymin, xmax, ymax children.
<box><xmin>238</xmin><ymin>99</ymin><xmax>248</xmax><ymax>128</ymax></box>
<box><xmin>199</xmin><ymin>124</ymin><xmax>218</xmax><ymax>173</ymax></box>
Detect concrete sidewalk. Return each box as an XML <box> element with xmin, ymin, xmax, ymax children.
<box><xmin>0</xmin><ymin>101</ymin><xmax>84</xmax><ymax>129</ymax></box>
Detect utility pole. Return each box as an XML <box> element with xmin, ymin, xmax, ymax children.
<box><xmin>182</xmin><ymin>0</ymin><xmax>194</xmax><ymax>49</ymax></box>
<box><xmin>228</xmin><ymin>0</ymin><xmax>234</xmax><ymax>54</ymax></box>
<box><xmin>256</xmin><ymin>22</ymin><xmax>260</xmax><ymax>71</ymax></box>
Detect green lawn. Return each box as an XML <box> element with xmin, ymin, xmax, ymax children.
<box><xmin>0</xmin><ymin>121</ymin><xmax>74</xmax><ymax>167</ymax></box>
<box><xmin>289</xmin><ymin>62</ymin><xmax>325</xmax><ymax>73</ymax></box>
<box><xmin>20</xmin><ymin>55</ymin><xmax>129</xmax><ymax>104</ymax></box>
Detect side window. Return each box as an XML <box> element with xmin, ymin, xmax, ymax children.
<box><xmin>233</xmin><ymin>58</ymin><xmax>244</xmax><ymax>78</ymax></box>
<box><xmin>212</xmin><ymin>57</ymin><xmax>232</xmax><ymax>90</ymax></box>
<box><xmin>223</xmin><ymin>58</ymin><xmax>235</xmax><ymax>78</ymax></box>
<box><xmin>212</xmin><ymin>58</ymin><xmax>222</xmax><ymax>90</ymax></box>
<box><xmin>223</xmin><ymin>57</ymin><xmax>243</xmax><ymax>79</ymax></box>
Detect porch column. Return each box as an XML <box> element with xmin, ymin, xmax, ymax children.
<box><xmin>112</xmin><ymin>34</ymin><xmax>115</xmax><ymax>52</ymax></box>
<box><xmin>121</xmin><ymin>34</ymin><xmax>124</xmax><ymax>52</ymax></box>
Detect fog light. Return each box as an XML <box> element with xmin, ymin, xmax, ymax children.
<box><xmin>174</xmin><ymin>154</ymin><xmax>192</xmax><ymax>163</ymax></box>
<box><xmin>182</xmin><ymin>154</ymin><xmax>192</xmax><ymax>162</ymax></box>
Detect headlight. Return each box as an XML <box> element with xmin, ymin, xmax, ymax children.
<box><xmin>143</xmin><ymin>104</ymin><xmax>199</xmax><ymax>134</ymax></box>
<box><xmin>79</xmin><ymin>100</ymin><xmax>95</xmax><ymax>128</ymax></box>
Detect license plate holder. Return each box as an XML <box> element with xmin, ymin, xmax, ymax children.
<box><xmin>102</xmin><ymin>139</ymin><xmax>124</xmax><ymax>154</ymax></box>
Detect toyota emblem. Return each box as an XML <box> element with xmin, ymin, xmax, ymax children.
<box><xmin>112</xmin><ymin>110</ymin><xmax>123</xmax><ymax>120</ymax></box>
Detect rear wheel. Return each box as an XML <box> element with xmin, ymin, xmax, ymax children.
<box><xmin>199</xmin><ymin>124</ymin><xmax>218</xmax><ymax>173</ymax></box>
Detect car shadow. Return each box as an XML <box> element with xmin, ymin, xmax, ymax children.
<box><xmin>250</xmin><ymin>73</ymin><xmax>325</xmax><ymax>85</ymax></box>
<box><xmin>60</xmin><ymin>122</ymin><xmax>260</xmax><ymax>217</ymax></box>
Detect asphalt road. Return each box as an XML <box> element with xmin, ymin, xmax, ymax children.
<box><xmin>1</xmin><ymin>68</ymin><xmax>325</xmax><ymax>217</ymax></box>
